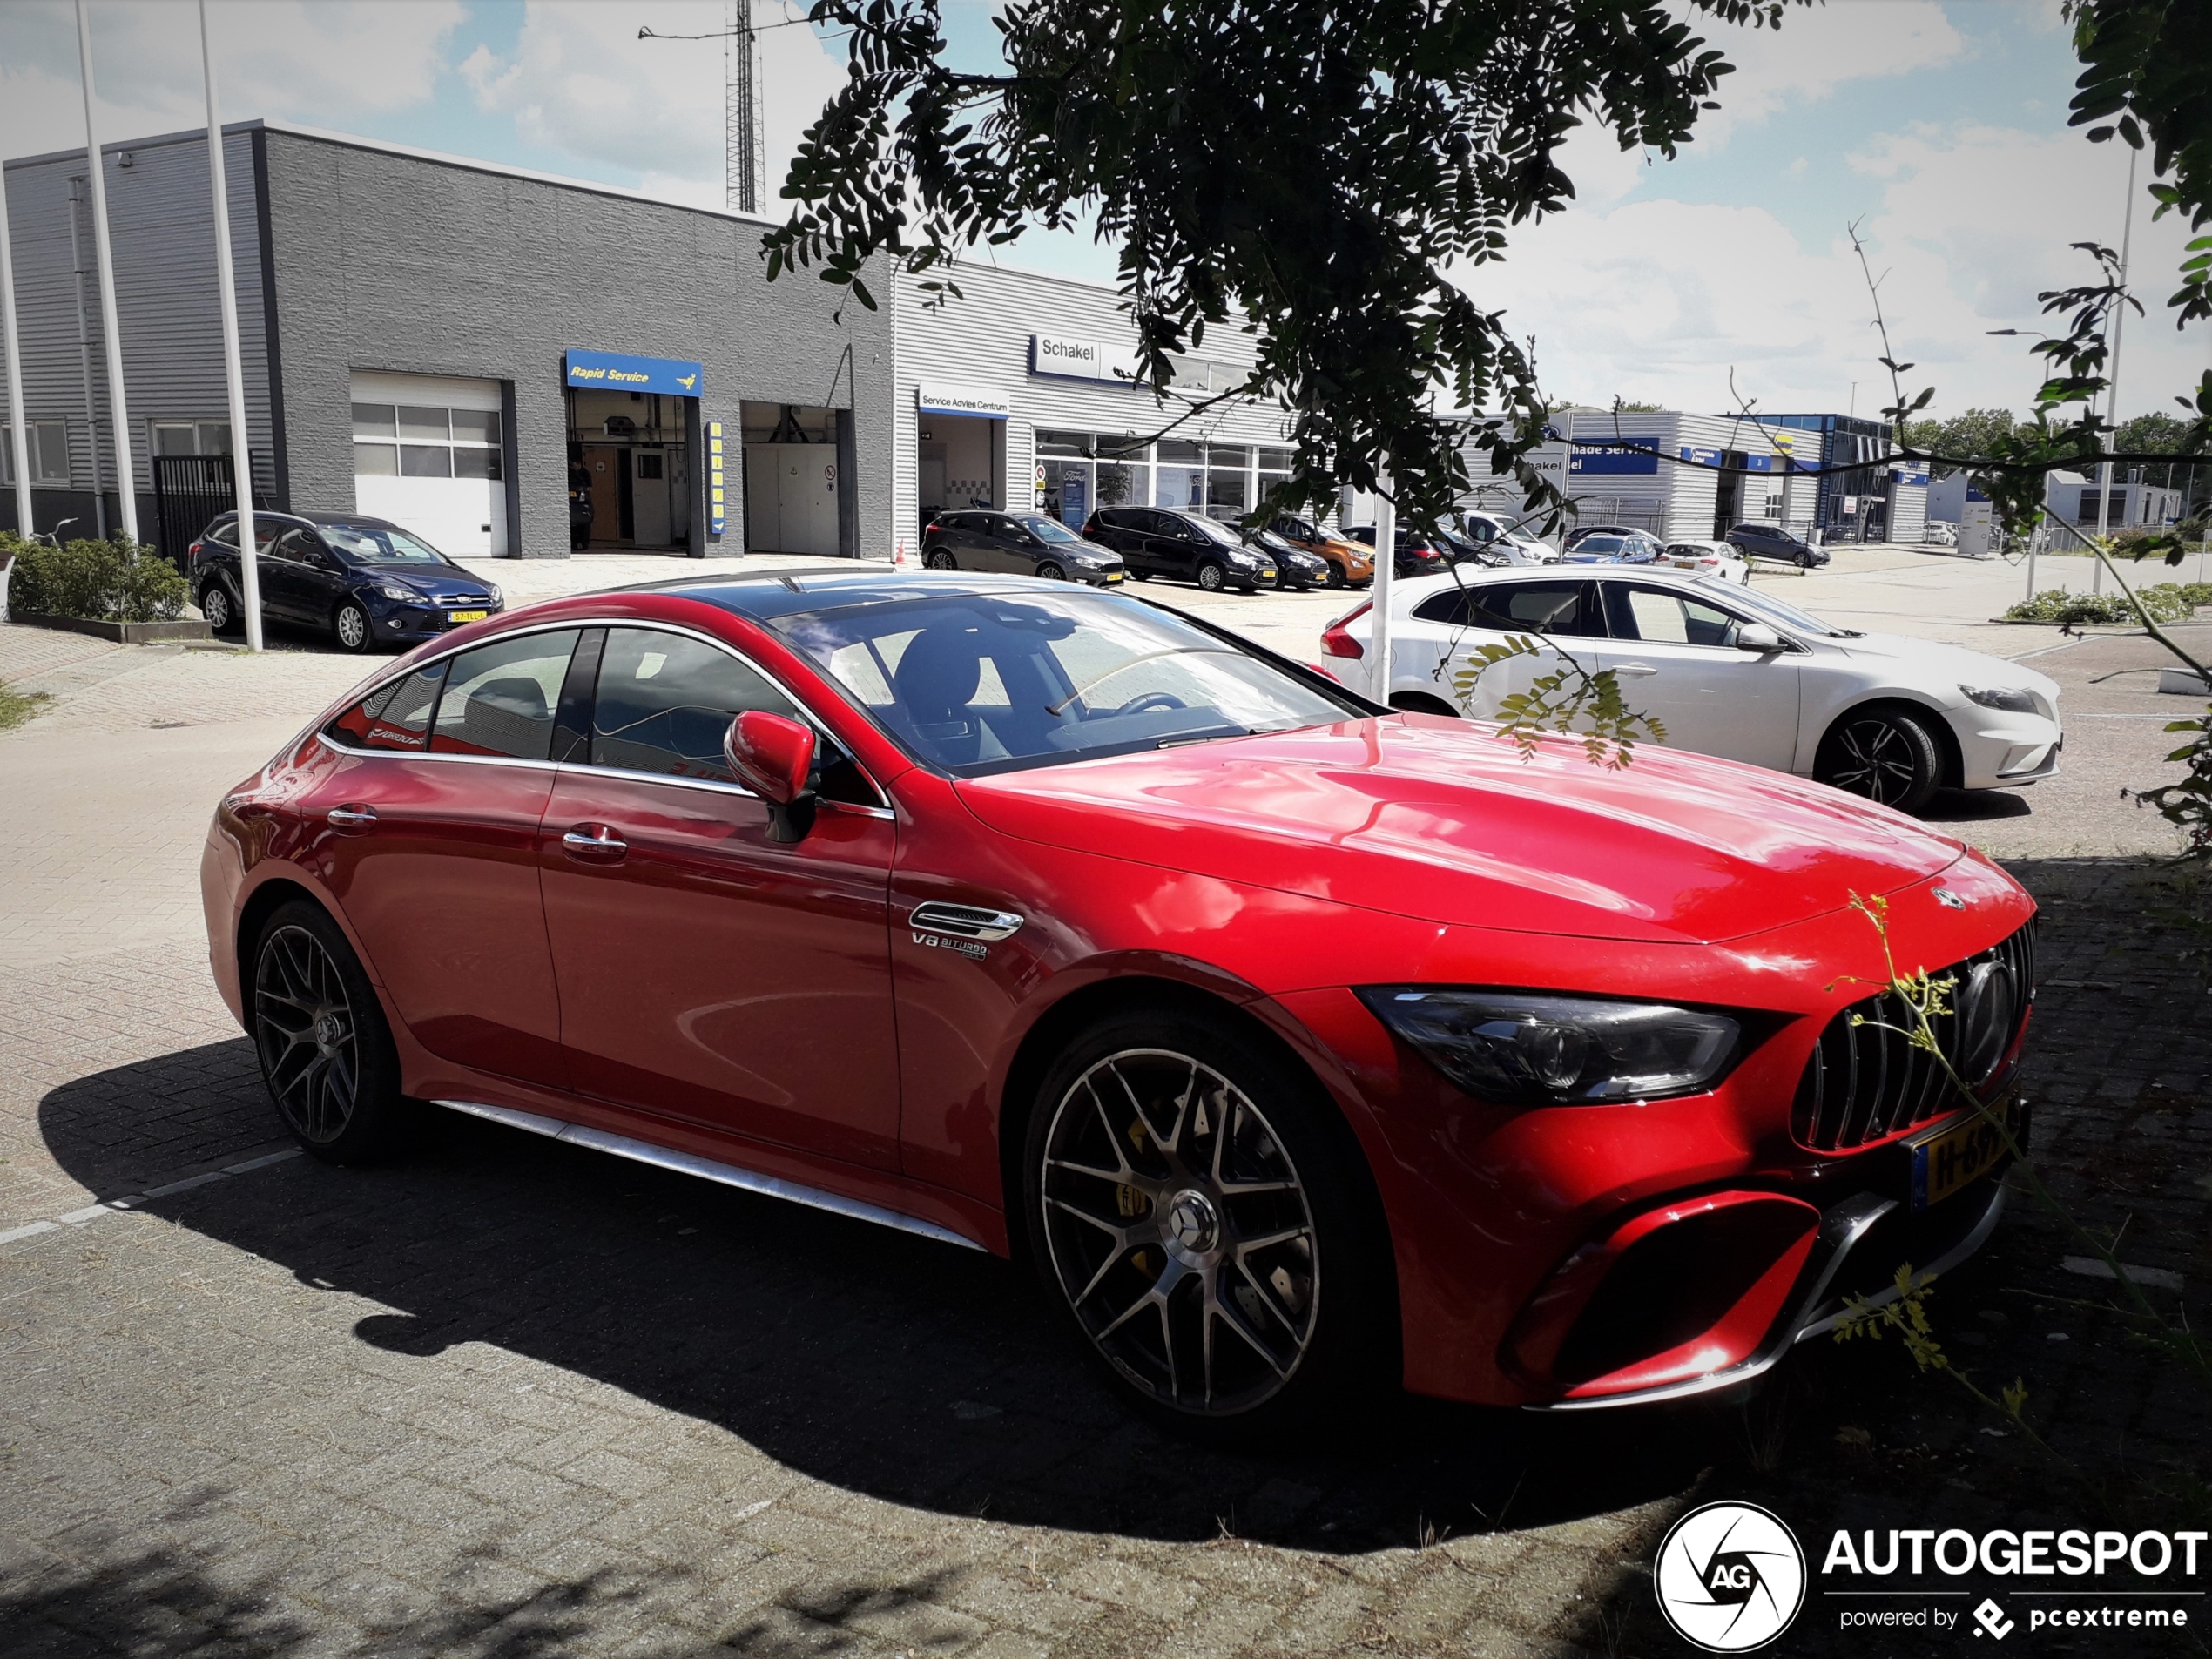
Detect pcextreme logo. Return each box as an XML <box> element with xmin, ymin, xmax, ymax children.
<box><xmin>1655</xmin><ymin>1502</ymin><xmax>1807</xmax><ymax>1652</ymax></box>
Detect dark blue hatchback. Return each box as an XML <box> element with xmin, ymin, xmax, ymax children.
<box><xmin>189</xmin><ymin>512</ymin><xmax>503</xmax><ymax>652</ymax></box>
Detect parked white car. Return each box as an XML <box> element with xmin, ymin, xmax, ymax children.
<box><xmin>1318</xmin><ymin>566</ymin><xmax>2061</xmax><ymax>813</ymax></box>
<box><xmin>1661</xmin><ymin>539</ymin><xmax>1751</xmax><ymax>584</ymax></box>
<box><xmin>1453</xmin><ymin>509</ymin><xmax>1559</xmax><ymax>564</ymax></box>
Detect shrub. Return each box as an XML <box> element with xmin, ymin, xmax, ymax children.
<box><xmin>2003</xmin><ymin>582</ymin><xmax>2212</xmax><ymax>626</ymax></box>
<box><xmin>3</xmin><ymin>533</ymin><xmax>188</xmax><ymax>623</ymax></box>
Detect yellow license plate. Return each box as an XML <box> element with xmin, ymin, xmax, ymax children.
<box><xmin>1106</xmin><ymin>572</ymin><xmax>1124</xmax><ymax>583</ymax></box>
<box><xmin>1910</xmin><ymin>1102</ymin><xmax>2014</xmax><ymax>1211</ymax></box>
<box><xmin>446</xmin><ymin>610</ymin><xmax>489</xmax><ymax>624</ymax></box>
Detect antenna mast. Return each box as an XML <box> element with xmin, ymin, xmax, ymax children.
<box><xmin>725</xmin><ymin>0</ymin><xmax>764</xmax><ymax>213</ymax></box>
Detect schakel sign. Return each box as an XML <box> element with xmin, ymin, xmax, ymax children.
<box><xmin>1031</xmin><ymin>334</ymin><xmax>1142</xmax><ymax>386</ymax></box>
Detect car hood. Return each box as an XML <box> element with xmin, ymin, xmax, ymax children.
<box><xmin>1824</xmin><ymin>631</ymin><xmax>2060</xmax><ymax>695</ymax></box>
<box><xmin>955</xmin><ymin>716</ymin><xmax>1966</xmax><ymax>946</ymax></box>
<box><xmin>363</xmin><ymin>567</ymin><xmax>491</xmax><ymax>599</ymax></box>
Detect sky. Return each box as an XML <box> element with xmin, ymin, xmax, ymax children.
<box><xmin>1</xmin><ymin>0</ymin><xmax>2206</xmax><ymax>426</ymax></box>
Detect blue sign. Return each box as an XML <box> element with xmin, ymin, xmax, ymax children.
<box><xmin>1058</xmin><ymin>472</ymin><xmax>1089</xmax><ymax>529</ymax></box>
<box><xmin>1890</xmin><ymin>466</ymin><xmax>1931</xmax><ymax>487</ymax></box>
<box><xmin>1570</xmin><ymin>444</ymin><xmax>1660</xmax><ymax>475</ymax></box>
<box><xmin>706</xmin><ymin>419</ymin><xmax>727</xmax><ymax>537</ymax></box>
<box><xmin>564</xmin><ymin>349</ymin><xmax>703</xmax><ymax>397</ymax></box>
<box><xmin>1680</xmin><ymin>446</ymin><xmax>1723</xmax><ymax>468</ymax></box>
<box><xmin>1743</xmin><ymin>453</ymin><xmax>1777</xmax><ymax>473</ymax></box>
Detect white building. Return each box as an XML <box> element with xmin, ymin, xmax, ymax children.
<box><xmin>2042</xmin><ymin>469</ymin><xmax>2184</xmax><ymax>530</ymax></box>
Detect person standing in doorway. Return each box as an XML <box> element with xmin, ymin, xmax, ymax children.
<box><xmin>569</xmin><ymin>447</ymin><xmax>594</xmax><ymax>551</ymax></box>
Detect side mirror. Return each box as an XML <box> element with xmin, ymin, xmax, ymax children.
<box><xmin>724</xmin><ymin>711</ymin><xmax>817</xmax><ymax>841</ymax></box>
<box><xmin>1737</xmin><ymin>622</ymin><xmax>1784</xmax><ymax>652</ymax></box>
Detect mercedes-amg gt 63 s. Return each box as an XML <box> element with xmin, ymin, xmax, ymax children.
<box><xmin>202</xmin><ymin>570</ymin><xmax>2034</xmax><ymax>1433</ymax></box>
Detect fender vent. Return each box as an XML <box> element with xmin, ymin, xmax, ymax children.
<box><xmin>1792</xmin><ymin>921</ymin><xmax>2034</xmax><ymax>1151</ymax></box>
<box><xmin>908</xmin><ymin>902</ymin><xmax>1025</xmax><ymax>941</ymax></box>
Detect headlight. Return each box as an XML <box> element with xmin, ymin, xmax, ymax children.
<box><xmin>374</xmin><ymin>584</ymin><xmax>417</xmax><ymax>603</ymax></box>
<box><xmin>1228</xmin><ymin>550</ymin><xmax>1259</xmax><ymax>567</ymax></box>
<box><xmin>1961</xmin><ymin>684</ymin><xmax>2039</xmax><ymax>714</ymax></box>
<box><xmin>1358</xmin><ymin>988</ymin><xmax>1741</xmax><ymax>1105</ymax></box>
<box><xmin>485</xmin><ymin>583</ymin><xmax>503</xmax><ymax>605</ymax></box>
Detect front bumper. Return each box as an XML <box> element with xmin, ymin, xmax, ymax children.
<box><xmin>1947</xmin><ymin>708</ymin><xmax>2064</xmax><ymax>789</ymax></box>
<box><xmin>371</xmin><ymin>599</ymin><xmax>504</xmax><ymax>642</ymax></box>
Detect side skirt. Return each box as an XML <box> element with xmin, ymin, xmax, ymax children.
<box><xmin>431</xmin><ymin>1097</ymin><xmax>985</xmax><ymax>1252</ymax></box>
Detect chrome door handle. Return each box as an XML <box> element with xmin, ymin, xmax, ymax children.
<box><xmin>326</xmin><ymin>804</ymin><xmax>377</xmax><ymax>831</ymax></box>
<box><xmin>1615</xmin><ymin>662</ymin><xmax>1658</xmax><ymax>677</ymax></box>
<box><xmin>562</xmin><ymin>826</ymin><xmax>628</xmax><ymax>859</ymax></box>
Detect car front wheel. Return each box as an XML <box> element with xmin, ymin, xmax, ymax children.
<box><xmin>1036</xmin><ymin>562</ymin><xmax>1069</xmax><ymax>582</ymax></box>
<box><xmin>252</xmin><ymin>901</ymin><xmax>408</xmax><ymax>1162</ymax></box>
<box><xmin>1816</xmin><ymin>707</ymin><xmax>1942</xmax><ymax>813</ymax></box>
<box><xmin>1195</xmin><ymin>560</ymin><xmax>1227</xmax><ymax>591</ymax></box>
<box><xmin>333</xmin><ymin>599</ymin><xmax>372</xmax><ymax>652</ymax></box>
<box><xmin>1023</xmin><ymin>1008</ymin><xmax>1392</xmax><ymax>1438</ymax></box>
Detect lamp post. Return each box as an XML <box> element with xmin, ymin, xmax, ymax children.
<box><xmin>0</xmin><ymin>138</ymin><xmax>33</xmax><ymax>546</ymax></box>
<box><xmin>2092</xmin><ymin>144</ymin><xmax>2140</xmax><ymax>595</ymax></box>
<box><xmin>199</xmin><ymin>0</ymin><xmax>260</xmax><ymax>649</ymax></box>
<box><xmin>1370</xmin><ymin>469</ymin><xmax>1395</xmax><ymax>706</ymax></box>
<box><xmin>74</xmin><ymin>0</ymin><xmax>138</xmax><ymax>546</ymax></box>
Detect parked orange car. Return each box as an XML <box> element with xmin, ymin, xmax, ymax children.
<box><xmin>1269</xmin><ymin>513</ymin><xmax>1374</xmax><ymax>589</ymax></box>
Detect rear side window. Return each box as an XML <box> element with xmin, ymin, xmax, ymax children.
<box><xmin>430</xmin><ymin>631</ymin><xmax>581</xmax><ymax>760</ymax></box>
<box><xmin>1418</xmin><ymin>580</ymin><xmax>1601</xmax><ymax>637</ymax></box>
<box><xmin>326</xmin><ymin>663</ymin><xmax>448</xmax><ymax>751</ymax></box>
<box><xmin>590</xmin><ymin>628</ymin><xmax>800</xmax><ymax>784</ymax></box>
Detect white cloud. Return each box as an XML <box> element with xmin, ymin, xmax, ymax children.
<box><xmin>1468</xmin><ymin>118</ymin><xmax>2210</xmax><ymax>422</ymax></box>
<box><xmin>0</xmin><ymin>0</ymin><xmax>463</xmax><ymax>163</ymax></box>
<box><xmin>1693</xmin><ymin>0</ymin><xmax>1968</xmax><ymax>146</ymax></box>
<box><xmin>461</xmin><ymin>0</ymin><xmax>846</xmax><ymax>214</ymax></box>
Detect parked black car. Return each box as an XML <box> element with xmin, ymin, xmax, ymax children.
<box><xmin>1344</xmin><ymin>526</ymin><xmax>1451</xmax><ymax>579</ymax></box>
<box><xmin>1239</xmin><ymin>525</ymin><xmax>1330</xmax><ymax>590</ymax></box>
<box><xmin>190</xmin><ymin>512</ymin><xmax>503</xmax><ymax>652</ymax></box>
<box><xmin>1726</xmin><ymin>520</ymin><xmax>1829</xmax><ymax>568</ymax></box>
<box><xmin>921</xmin><ymin>510</ymin><xmax>1125</xmax><ymax>586</ymax></box>
<box><xmin>1082</xmin><ymin>507</ymin><xmax>1278</xmax><ymax>591</ymax></box>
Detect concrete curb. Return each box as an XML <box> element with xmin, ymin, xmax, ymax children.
<box><xmin>10</xmin><ymin>610</ymin><xmax>214</xmax><ymax>644</ymax></box>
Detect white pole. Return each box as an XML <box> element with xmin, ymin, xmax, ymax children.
<box><xmin>2092</xmin><ymin>145</ymin><xmax>2139</xmax><ymax>595</ymax></box>
<box><xmin>199</xmin><ymin>1</ymin><xmax>259</xmax><ymax>650</ymax></box>
<box><xmin>75</xmin><ymin>0</ymin><xmax>138</xmax><ymax>547</ymax></box>
<box><xmin>0</xmin><ymin>152</ymin><xmax>35</xmax><ymax>544</ymax></box>
<box><xmin>1370</xmin><ymin>467</ymin><xmax>1396</xmax><ymax>707</ymax></box>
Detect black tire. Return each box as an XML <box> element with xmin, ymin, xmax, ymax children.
<box><xmin>1326</xmin><ymin>563</ymin><xmax>1349</xmax><ymax>590</ymax></box>
<box><xmin>1195</xmin><ymin>560</ymin><xmax>1227</xmax><ymax>592</ymax></box>
<box><xmin>1795</xmin><ymin>550</ymin><xmax>1816</xmax><ymax>570</ymax></box>
<box><xmin>1022</xmin><ymin>1005</ymin><xmax>1394</xmax><ymax>1440</ymax></box>
<box><xmin>333</xmin><ymin>599</ymin><xmax>373</xmax><ymax>653</ymax></box>
<box><xmin>250</xmin><ymin>901</ymin><xmax>408</xmax><ymax>1163</ymax></box>
<box><xmin>1036</xmin><ymin>562</ymin><xmax>1069</xmax><ymax>582</ymax></box>
<box><xmin>200</xmin><ymin>581</ymin><xmax>240</xmax><ymax>635</ymax></box>
<box><xmin>926</xmin><ymin>547</ymin><xmax>958</xmax><ymax>570</ymax></box>
<box><xmin>1815</xmin><ymin>706</ymin><xmax>1943</xmax><ymax>813</ymax></box>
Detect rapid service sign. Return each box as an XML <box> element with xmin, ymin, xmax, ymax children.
<box><xmin>564</xmin><ymin>350</ymin><xmax>704</xmax><ymax>397</ymax></box>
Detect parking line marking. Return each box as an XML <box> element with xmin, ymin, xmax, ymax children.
<box><xmin>0</xmin><ymin>1221</ymin><xmax>61</xmax><ymax>1246</ymax></box>
<box><xmin>0</xmin><ymin>1148</ymin><xmax>303</xmax><ymax>1250</ymax></box>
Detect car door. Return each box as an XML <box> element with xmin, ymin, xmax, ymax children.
<box><xmin>257</xmin><ymin>528</ymin><xmax>321</xmax><ymax>624</ymax></box>
<box><xmin>1429</xmin><ymin>578</ymin><xmax>1608</xmax><ymax>714</ymax></box>
<box><xmin>1585</xmin><ymin>580</ymin><xmax>1802</xmax><ymax>770</ymax></box>
<box><xmin>537</xmin><ymin>622</ymin><xmax>902</xmax><ymax>1170</ymax></box>
<box><xmin>1146</xmin><ymin>511</ymin><xmax>1201</xmax><ymax>580</ymax></box>
<box><xmin>309</xmin><ymin>628</ymin><xmax>583</xmax><ymax>1087</ymax></box>
<box><xmin>972</xmin><ymin>513</ymin><xmax>1028</xmax><ymax>575</ymax></box>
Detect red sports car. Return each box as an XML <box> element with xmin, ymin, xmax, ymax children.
<box><xmin>201</xmin><ymin>570</ymin><xmax>2034</xmax><ymax>1432</ymax></box>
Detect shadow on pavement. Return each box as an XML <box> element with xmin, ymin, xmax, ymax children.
<box><xmin>37</xmin><ymin>1036</ymin><xmax>1716</xmax><ymax>1556</ymax></box>
<box><xmin>1919</xmin><ymin>786</ymin><xmax>2033</xmax><ymax>825</ymax></box>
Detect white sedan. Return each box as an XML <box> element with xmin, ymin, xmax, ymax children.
<box><xmin>1318</xmin><ymin>566</ymin><xmax>2061</xmax><ymax>813</ymax></box>
<box><xmin>1661</xmin><ymin>539</ymin><xmax>1751</xmax><ymax>583</ymax></box>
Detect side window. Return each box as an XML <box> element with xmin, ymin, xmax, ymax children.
<box><xmin>429</xmin><ymin>630</ymin><xmax>581</xmax><ymax>760</ymax></box>
<box><xmin>326</xmin><ymin>663</ymin><xmax>447</xmax><ymax>751</ymax></box>
<box><xmin>1468</xmin><ymin>581</ymin><xmax>1601</xmax><ymax>637</ymax></box>
<box><xmin>590</xmin><ymin>628</ymin><xmax>801</xmax><ymax>784</ymax></box>
<box><xmin>269</xmin><ymin>529</ymin><xmax>312</xmax><ymax>564</ymax></box>
<box><xmin>1604</xmin><ymin>584</ymin><xmax>1743</xmax><ymax>648</ymax></box>
<box><xmin>1413</xmin><ymin>590</ymin><xmax>1472</xmax><ymax>625</ymax></box>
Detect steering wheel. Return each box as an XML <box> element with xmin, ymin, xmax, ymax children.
<box><xmin>1105</xmin><ymin>691</ymin><xmax>1186</xmax><ymax>718</ymax></box>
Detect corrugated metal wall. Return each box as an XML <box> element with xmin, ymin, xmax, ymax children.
<box><xmin>0</xmin><ymin>125</ymin><xmax>275</xmax><ymax>537</ymax></box>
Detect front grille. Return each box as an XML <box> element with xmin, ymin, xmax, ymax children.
<box><xmin>1792</xmin><ymin>921</ymin><xmax>2034</xmax><ymax>1151</ymax></box>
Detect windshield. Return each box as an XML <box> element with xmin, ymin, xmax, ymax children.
<box><xmin>1184</xmin><ymin>514</ymin><xmax>1244</xmax><ymax>548</ymax></box>
<box><xmin>1723</xmin><ymin>582</ymin><xmax>1861</xmax><ymax>637</ymax></box>
<box><xmin>1018</xmin><ymin>515</ymin><xmax>1082</xmax><ymax>543</ymax></box>
<box><xmin>1249</xmin><ymin>528</ymin><xmax>1302</xmax><ymax>558</ymax></box>
<box><xmin>772</xmin><ymin>590</ymin><xmax>1359</xmax><ymax>777</ymax></box>
<box><xmin>321</xmin><ymin>523</ymin><xmax>448</xmax><ymax>563</ymax></box>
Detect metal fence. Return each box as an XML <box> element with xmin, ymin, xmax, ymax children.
<box><xmin>149</xmin><ymin>455</ymin><xmax>273</xmax><ymax>566</ymax></box>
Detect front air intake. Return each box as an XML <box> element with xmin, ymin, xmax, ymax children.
<box><xmin>1791</xmin><ymin>921</ymin><xmax>2034</xmax><ymax>1151</ymax></box>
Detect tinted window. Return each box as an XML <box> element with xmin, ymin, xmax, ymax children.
<box><xmin>1603</xmin><ymin>583</ymin><xmax>1746</xmax><ymax>648</ymax></box>
<box><xmin>777</xmin><ymin>590</ymin><xmax>1357</xmax><ymax>778</ymax></box>
<box><xmin>326</xmin><ymin>663</ymin><xmax>448</xmax><ymax>752</ymax></box>
<box><xmin>590</xmin><ymin>628</ymin><xmax>800</xmax><ymax>784</ymax></box>
<box><xmin>1420</xmin><ymin>580</ymin><xmax>1601</xmax><ymax>637</ymax></box>
<box><xmin>429</xmin><ymin>631</ymin><xmax>580</xmax><ymax>759</ymax></box>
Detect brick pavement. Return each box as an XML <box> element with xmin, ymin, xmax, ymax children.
<box><xmin>3</xmin><ymin>577</ymin><xmax>2209</xmax><ymax>1656</ymax></box>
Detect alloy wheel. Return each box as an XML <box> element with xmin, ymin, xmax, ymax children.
<box><xmin>1197</xmin><ymin>562</ymin><xmax>1226</xmax><ymax>591</ymax></box>
<box><xmin>1038</xmin><ymin>1049</ymin><xmax>1319</xmax><ymax>1415</ymax></box>
<box><xmin>927</xmin><ymin>549</ymin><xmax>956</xmax><ymax>570</ymax></box>
<box><xmin>1037</xmin><ymin>563</ymin><xmax>1068</xmax><ymax>582</ymax></box>
<box><xmin>334</xmin><ymin>603</ymin><xmax>369</xmax><ymax>651</ymax></box>
<box><xmin>253</xmin><ymin>924</ymin><xmax>361</xmax><ymax>1143</ymax></box>
<box><xmin>203</xmin><ymin>585</ymin><xmax>232</xmax><ymax>630</ymax></box>
<box><xmin>1827</xmin><ymin>717</ymin><xmax>1921</xmax><ymax>806</ymax></box>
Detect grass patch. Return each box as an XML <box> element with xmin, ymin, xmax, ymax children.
<box><xmin>0</xmin><ymin>684</ymin><xmax>51</xmax><ymax>732</ymax></box>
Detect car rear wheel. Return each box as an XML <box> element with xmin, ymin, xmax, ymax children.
<box><xmin>200</xmin><ymin>582</ymin><xmax>238</xmax><ymax>634</ymax></box>
<box><xmin>252</xmin><ymin>901</ymin><xmax>407</xmax><ymax>1163</ymax></box>
<box><xmin>333</xmin><ymin>599</ymin><xmax>372</xmax><ymax>652</ymax></box>
<box><xmin>1816</xmin><ymin>707</ymin><xmax>1942</xmax><ymax>813</ymax></box>
<box><xmin>1036</xmin><ymin>562</ymin><xmax>1069</xmax><ymax>582</ymax></box>
<box><xmin>1023</xmin><ymin>1008</ymin><xmax>1392</xmax><ymax>1438</ymax></box>
<box><xmin>926</xmin><ymin>548</ymin><xmax>957</xmax><ymax>570</ymax></box>
<box><xmin>1195</xmin><ymin>560</ymin><xmax>1227</xmax><ymax>591</ymax></box>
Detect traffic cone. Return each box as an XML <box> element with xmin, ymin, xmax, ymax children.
<box><xmin>895</xmin><ymin>540</ymin><xmax>908</xmax><ymax>571</ymax></box>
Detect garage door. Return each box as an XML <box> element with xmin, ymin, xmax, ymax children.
<box><xmin>350</xmin><ymin>372</ymin><xmax>508</xmax><ymax>560</ymax></box>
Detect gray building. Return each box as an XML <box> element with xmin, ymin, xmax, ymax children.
<box><xmin>0</xmin><ymin>119</ymin><xmax>892</xmax><ymax>561</ymax></box>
